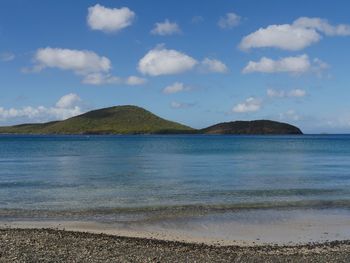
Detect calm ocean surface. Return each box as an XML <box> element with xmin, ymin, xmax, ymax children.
<box><xmin>0</xmin><ymin>134</ymin><xmax>350</xmax><ymax>221</ymax></box>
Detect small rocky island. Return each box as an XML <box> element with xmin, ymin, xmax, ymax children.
<box><xmin>0</xmin><ymin>105</ymin><xmax>302</xmax><ymax>135</ymax></box>
<box><xmin>202</xmin><ymin>120</ymin><xmax>302</xmax><ymax>135</ymax></box>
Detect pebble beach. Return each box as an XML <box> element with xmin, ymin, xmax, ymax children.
<box><xmin>0</xmin><ymin>228</ymin><xmax>349</xmax><ymax>263</ymax></box>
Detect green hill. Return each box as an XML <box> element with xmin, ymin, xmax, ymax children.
<box><xmin>0</xmin><ymin>105</ymin><xmax>195</xmax><ymax>135</ymax></box>
<box><xmin>0</xmin><ymin>106</ymin><xmax>303</xmax><ymax>135</ymax></box>
<box><xmin>201</xmin><ymin>120</ymin><xmax>303</xmax><ymax>135</ymax></box>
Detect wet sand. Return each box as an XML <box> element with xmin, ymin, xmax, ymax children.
<box><xmin>1</xmin><ymin>208</ymin><xmax>350</xmax><ymax>262</ymax></box>
<box><xmin>1</xmin><ymin>208</ymin><xmax>350</xmax><ymax>246</ymax></box>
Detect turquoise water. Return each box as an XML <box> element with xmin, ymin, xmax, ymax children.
<box><xmin>0</xmin><ymin>135</ymin><xmax>350</xmax><ymax>221</ymax></box>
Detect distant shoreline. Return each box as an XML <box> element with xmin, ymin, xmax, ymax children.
<box><xmin>0</xmin><ymin>105</ymin><xmax>303</xmax><ymax>135</ymax></box>
<box><xmin>2</xmin><ymin>133</ymin><xmax>350</xmax><ymax>137</ymax></box>
<box><xmin>1</xmin><ymin>133</ymin><xmax>350</xmax><ymax>136</ymax></box>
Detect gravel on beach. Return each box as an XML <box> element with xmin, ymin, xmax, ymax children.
<box><xmin>0</xmin><ymin>228</ymin><xmax>349</xmax><ymax>263</ymax></box>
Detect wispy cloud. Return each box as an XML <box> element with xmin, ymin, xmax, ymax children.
<box><xmin>267</xmin><ymin>88</ymin><xmax>306</xmax><ymax>98</ymax></box>
<box><xmin>163</xmin><ymin>82</ymin><xmax>190</xmax><ymax>94</ymax></box>
<box><xmin>171</xmin><ymin>101</ymin><xmax>195</xmax><ymax>109</ymax></box>
<box><xmin>0</xmin><ymin>52</ymin><xmax>15</xmax><ymax>62</ymax></box>
<box><xmin>218</xmin><ymin>12</ymin><xmax>241</xmax><ymax>29</ymax></box>
<box><xmin>151</xmin><ymin>19</ymin><xmax>181</xmax><ymax>35</ymax></box>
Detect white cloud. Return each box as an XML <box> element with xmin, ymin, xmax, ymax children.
<box><xmin>293</xmin><ymin>17</ymin><xmax>350</xmax><ymax>36</ymax></box>
<box><xmin>239</xmin><ymin>17</ymin><xmax>350</xmax><ymax>51</ymax></box>
<box><xmin>125</xmin><ymin>76</ymin><xmax>147</xmax><ymax>85</ymax></box>
<box><xmin>218</xmin><ymin>12</ymin><xmax>241</xmax><ymax>29</ymax></box>
<box><xmin>267</xmin><ymin>88</ymin><xmax>306</xmax><ymax>98</ymax></box>
<box><xmin>0</xmin><ymin>94</ymin><xmax>84</xmax><ymax>123</ymax></box>
<box><xmin>170</xmin><ymin>101</ymin><xmax>194</xmax><ymax>109</ymax></box>
<box><xmin>87</xmin><ymin>4</ymin><xmax>135</xmax><ymax>33</ymax></box>
<box><xmin>267</xmin><ymin>89</ymin><xmax>285</xmax><ymax>98</ymax></box>
<box><xmin>151</xmin><ymin>19</ymin><xmax>181</xmax><ymax>35</ymax></box>
<box><xmin>242</xmin><ymin>54</ymin><xmax>311</xmax><ymax>74</ymax></box>
<box><xmin>56</xmin><ymin>93</ymin><xmax>81</xmax><ymax>108</ymax></box>
<box><xmin>33</xmin><ymin>47</ymin><xmax>111</xmax><ymax>75</ymax></box>
<box><xmin>82</xmin><ymin>73</ymin><xmax>148</xmax><ymax>86</ymax></box>
<box><xmin>243</xmin><ymin>54</ymin><xmax>328</xmax><ymax>75</ymax></box>
<box><xmin>82</xmin><ymin>73</ymin><xmax>147</xmax><ymax>86</ymax></box>
<box><xmin>0</xmin><ymin>52</ymin><xmax>15</xmax><ymax>62</ymax></box>
<box><xmin>138</xmin><ymin>45</ymin><xmax>197</xmax><ymax>76</ymax></box>
<box><xmin>232</xmin><ymin>97</ymin><xmax>262</xmax><ymax>113</ymax></box>
<box><xmin>239</xmin><ymin>24</ymin><xmax>320</xmax><ymax>51</ymax></box>
<box><xmin>163</xmin><ymin>82</ymin><xmax>189</xmax><ymax>94</ymax></box>
<box><xmin>28</xmin><ymin>47</ymin><xmax>145</xmax><ymax>86</ymax></box>
<box><xmin>201</xmin><ymin>58</ymin><xmax>228</xmax><ymax>73</ymax></box>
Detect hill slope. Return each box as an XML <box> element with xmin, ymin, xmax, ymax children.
<box><xmin>0</xmin><ymin>106</ymin><xmax>303</xmax><ymax>135</ymax></box>
<box><xmin>201</xmin><ymin>120</ymin><xmax>303</xmax><ymax>135</ymax></box>
<box><xmin>0</xmin><ymin>105</ymin><xmax>194</xmax><ymax>134</ymax></box>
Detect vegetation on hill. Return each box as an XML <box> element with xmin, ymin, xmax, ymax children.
<box><xmin>0</xmin><ymin>105</ymin><xmax>194</xmax><ymax>135</ymax></box>
<box><xmin>201</xmin><ymin>120</ymin><xmax>303</xmax><ymax>135</ymax></box>
<box><xmin>0</xmin><ymin>106</ymin><xmax>303</xmax><ymax>135</ymax></box>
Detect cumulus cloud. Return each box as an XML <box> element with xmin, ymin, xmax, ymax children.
<box><xmin>239</xmin><ymin>17</ymin><xmax>350</xmax><ymax>51</ymax></box>
<box><xmin>163</xmin><ymin>82</ymin><xmax>190</xmax><ymax>94</ymax></box>
<box><xmin>232</xmin><ymin>97</ymin><xmax>262</xmax><ymax>113</ymax></box>
<box><xmin>138</xmin><ymin>45</ymin><xmax>228</xmax><ymax>76</ymax></box>
<box><xmin>138</xmin><ymin>45</ymin><xmax>198</xmax><ymax>76</ymax></box>
<box><xmin>26</xmin><ymin>47</ymin><xmax>145</xmax><ymax>86</ymax></box>
<box><xmin>293</xmin><ymin>17</ymin><xmax>350</xmax><ymax>36</ymax></box>
<box><xmin>242</xmin><ymin>54</ymin><xmax>312</xmax><ymax>74</ymax></box>
<box><xmin>56</xmin><ymin>93</ymin><xmax>81</xmax><ymax>108</ymax></box>
<box><xmin>239</xmin><ymin>24</ymin><xmax>320</xmax><ymax>51</ymax></box>
<box><xmin>87</xmin><ymin>4</ymin><xmax>135</xmax><ymax>33</ymax></box>
<box><xmin>151</xmin><ymin>19</ymin><xmax>181</xmax><ymax>35</ymax></box>
<box><xmin>218</xmin><ymin>12</ymin><xmax>241</xmax><ymax>29</ymax></box>
<box><xmin>170</xmin><ymin>101</ymin><xmax>194</xmax><ymax>109</ymax></box>
<box><xmin>267</xmin><ymin>88</ymin><xmax>306</xmax><ymax>98</ymax></box>
<box><xmin>243</xmin><ymin>54</ymin><xmax>328</xmax><ymax>75</ymax></box>
<box><xmin>0</xmin><ymin>52</ymin><xmax>15</xmax><ymax>62</ymax></box>
<box><xmin>0</xmin><ymin>94</ymin><xmax>84</xmax><ymax>123</ymax></box>
<box><xmin>32</xmin><ymin>47</ymin><xmax>111</xmax><ymax>75</ymax></box>
<box><xmin>201</xmin><ymin>58</ymin><xmax>228</xmax><ymax>73</ymax></box>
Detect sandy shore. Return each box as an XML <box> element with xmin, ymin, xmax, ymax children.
<box><xmin>1</xmin><ymin>209</ymin><xmax>350</xmax><ymax>262</ymax></box>
<box><xmin>0</xmin><ymin>228</ymin><xmax>349</xmax><ymax>263</ymax></box>
<box><xmin>2</xmin><ymin>208</ymin><xmax>350</xmax><ymax>246</ymax></box>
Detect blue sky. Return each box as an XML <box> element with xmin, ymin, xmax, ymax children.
<box><xmin>1</xmin><ymin>0</ymin><xmax>350</xmax><ymax>133</ymax></box>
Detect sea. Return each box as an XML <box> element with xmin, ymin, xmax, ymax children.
<box><xmin>1</xmin><ymin>134</ymin><xmax>350</xmax><ymax>244</ymax></box>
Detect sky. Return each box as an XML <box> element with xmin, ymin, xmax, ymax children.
<box><xmin>1</xmin><ymin>0</ymin><xmax>350</xmax><ymax>133</ymax></box>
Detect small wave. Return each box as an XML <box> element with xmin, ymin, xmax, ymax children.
<box><xmin>1</xmin><ymin>199</ymin><xmax>350</xmax><ymax>222</ymax></box>
<box><xmin>0</xmin><ymin>181</ymin><xmax>78</xmax><ymax>189</ymax></box>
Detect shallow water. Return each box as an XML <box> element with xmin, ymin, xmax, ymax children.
<box><xmin>1</xmin><ymin>134</ymin><xmax>350</xmax><ymax>242</ymax></box>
